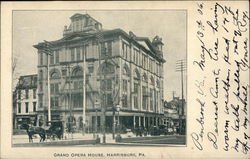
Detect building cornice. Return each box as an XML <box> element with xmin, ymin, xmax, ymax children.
<box><xmin>34</xmin><ymin>29</ymin><xmax>166</xmax><ymax>63</ymax></box>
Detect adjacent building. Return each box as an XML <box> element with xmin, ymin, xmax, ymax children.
<box><xmin>14</xmin><ymin>74</ymin><xmax>38</xmax><ymax>128</ymax></box>
<box><xmin>163</xmin><ymin>96</ymin><xmax>186</xmax><ymax>134</ymax></box>
<box><xmin>33</xmin><ymin>13</ymin><xmax>166</xmax><ymax>133</ymax></box>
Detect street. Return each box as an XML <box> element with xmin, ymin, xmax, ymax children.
<box><xmin>13</xmin><ymin>133</ymin><xmax>185</xmax><ymax>147</ymax></box>
<box><xmin>75</xmin><ymin>135</ymin><xmax>186</xmax><ymax>147</ymax></box>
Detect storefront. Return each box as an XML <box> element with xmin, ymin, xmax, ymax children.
<box><xmin>16</xmin><ymin>115</ymin><xmax>37</xmax><ymax>129</ymax></box>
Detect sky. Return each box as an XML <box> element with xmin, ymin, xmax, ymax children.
<box><xmin>13</xmin><ymin>10</ymin><xmax>186</xmax><ymax>101</ymax></box>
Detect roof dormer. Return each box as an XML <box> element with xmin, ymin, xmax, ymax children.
<box><xmin>152</xmin><ymin>35</ymin><xmax>164</xmax><ymax>52</ymax></box>
<box><xmin>63</xmin><ymin>13</ymin><xmax>102</xmax><ymax>36</ymax></box>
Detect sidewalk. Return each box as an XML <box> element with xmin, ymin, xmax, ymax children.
<box><xmin>12</xmin><ymin>133</ymin><xmax>125</xmax><ymax>145</ymax></box>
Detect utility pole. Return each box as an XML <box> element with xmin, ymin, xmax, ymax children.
<box><xmin>42</xmin><ymin>40</ymin><xmax>53</xmax><ymax>124</ymax></box>
<box><xmin>82</xmin><ymin>45</ymin><xmax>86</xmax><ymax>135</ymax></box>
<box><xmin>60</xmin><ymin>61</ymin><xmax>73</xmax><ymax>138</ymax></box>
<box><xmin>97</xmin><ymin>31</ymin><xmax>106</xmax><ymax>143</ymax></box>
<box><xmin>175</xmin><ymin>59</ymin><xmax>186</xmax><ymax>135</ymax></box>
<box><xmin>96</xmin><ymin>31</ymin><xmax>120</xmax><ymax>142</ymax></box>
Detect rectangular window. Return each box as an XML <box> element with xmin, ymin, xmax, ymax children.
<box><xmin>73</xmin><ymin>81</ymin><xmax>83</xmax><ymax>90</ymax></box>
<box><xmin>107</xmin><ymin>42</ymin><xmax>112</xmax><ymax>57</ymax></box>
<box><xmin>55</xmin><ymin>50</ymin><xmax>59</xmax><ymax>63</ymax></box>
<box><xmin>88</xmin><ymin>64</ymin><xmax>94</xmax><ymax>73</ymax></box>
<box><xmin>33</xmin><ymin>102</ymin><xmax>36</xmax><ymax>112</ymax></box>
<box><xmin>122</xmin><ymin>95</ymin><xmax>128</xmax><ymax>108</ymax></box>
<box><xmin>18</xmin><ymin>103</ymin><xmax>21</xmax><ymax>113</ymax></box>
<box><xmin>33</xmin><ymin>89</ymin><xmax>36</xmax><ymax>99</ymax></box>
<box><xmin>72</xmin><ymin>93</ymin><xmax>83</xmax><ymax>108</ymax></box>
<box><xmin>39</xmin><ymin>82</ymin><xmax>43</xmax><ymax>91</ymax></box>
<box><xmin>123</xmin><ymin>80</ymin><xmax>127</xmax><ymax>92</ymax></box>
<box><xmin>62</xmin><ymin>69</ymin><xmax>67</xmax><ymax>76</ymax></box>
<box><xmin>55</xmin><ymin>83</ymin><xmax>59</xmax><ymax>94</ymax></box>
<box><xmin>134</xmin><ymin>83</ymin><xmax>139</xmax><ymax>109</ymax></box>
<box><xmin>40</xmin><ymin>53</ymin><xmax>43</xmax><ymax>65</ymax></box>
<box><xmin>133</xmin><ymin>49</ymin><xmax>136</xmax><ymax>63</ymax></box>
<box><xmin>101</xmin><ymin>42</ymin><xmax>112</xmax><ymax>57</ymax></box>
<box><xmin>135</xmin><ymin>50</ymin><xmax>139</xmax><ymax>65</ymax></box>
<box><xmin>76</xmin><ymin>47</ymin><xmax>81</xmax><ymax>60</ymax></box>
<box><xmin>107</xmin><ymin>93</ymin><xmax>113</xmax><ymax>106</ymax></box>
<box><xmin>124</xmin><ymin>44</ymin><xmax>127</xmax><ymax>59</ymax></box>
<box><xmin>150</xmin><ymin>89</ymin><xmax>153</xmax><ymax>111</ymax></box>
<box><xmin>50</xmin><ymin>52</ymin><xmax>54</xmax><ymax>64</ymax></box>
<box><xmin>76</xmin><ymin>20</ymin><xmax>80</xmax><ymax>31</ymax></box>
<box><xmin>155</xmin><ymin>91</ymin><xmax>158</xmax><ymax>112</ymax></box>
<box><xmin>134</xmin><ymin>96</ymin><xmax>138</xmax><ymax>109</ymax></box>
<box><xmin>50</xmin><ymin>83</ymin><xmax>59</xmax><ymax>94</ymax></box>
<box><xmin>101</xmin><ymin>43</ymin><xmax>106</xmax><ymax>57</ymax></box>
<box><xmin>25</xmin><ymin>102</ymin><xmax>29</xmax><ymax>113</ymax></box>
<box><xmin>142</xmin><ymin>55</ymin><xmax>144</xmax><ymax>67</ymax></box>
<box><xmin>142</xmin><ymin>86</ymin><xmax>147</xmax><ymax>110</ymax></box>
<box><xmin>122</xmin><ymin>43</ymin><xmax>125</xmax><ymax>57</ymax></box>
<box><xmin>38</xmin><ymin>95</ymin><xmax>43</xmax><ymax>107</ymax></box>
<box><xmin>134</xmin><ymin>83</ymin><xmax>139</xmax><ymax>93</ymax></box>
<box><xmin>74</xmin><ymin>81</ymin><xmax>78</xmax><ymax>90</ymax></box>
<box><xmin>25</xmin><ymin>89</ymin><xmax>29</xmax><ymax>99</ymax></box>
<box><xmin>106</xmin><ymin>79</ymin><xmax>112</xmax><ymax>90</ymax></box>
<box><xmin>51</xmin><ymin>96</ymin><xmax>59</xmax><ymax>108</ymax></box>
<box><xmin>151</xmin><ymin>60</ymin><xmax>153</xmax><ymax>72</ymax></box>
<box><xmin>71</xmin><ymin>48</ymin><xmax>75</xmax><ymax>61</ymax></box>
<box><xmin>18</xmin><ymin>90</ymin><xmax>21</xmax><ymax>99</ymax></box>
<box><xmin>139</xmin><ymin>52</ymin><xmax>141</xmax><ymax>65</ymax></box>
<box><xmin>50</xmin><ymin>84</ymin><xmax>54</xmax><ymax>94</ymax></box>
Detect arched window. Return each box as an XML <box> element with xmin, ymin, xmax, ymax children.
<box><xmin>133</xmin><ymin>69</ymin><xmax>140</xmax><ymax>109</ymax></box>
<box><xmin>134</xmin><ymin>69</ymin><xmax>140</xmax><ymax>80</ymax></box>
<box><xmin>50</xmin><ymin>70</ymin><xmax>60</xmax><ymax>79</ymax></box>
<box><xmin>142</xmin><ymin>73</ymin><xmax>148</xmax><ymax>82</ymax></box>
<box><xmin>67</xmin><ymin>116</ymin><xmax>76</xmax><ymax>126</ymax></box>
<box><xmin>72</xmin><ymin>67</ymin><xmax>83</xmax><ymax>77</ymax></box>
<box><xmin>78</xmin><ymin>117</ymin><xmax>83</xmax><ymax>129</ymax></box>
<box><xmin>156</xmin><ymin>80</ymin><xmax>160</xmax><ymax>88</ymax></box>
<box><xmin>150</xmin><ymin>76</ymin><xmax>155</xmax><ymax>86</ymax></box>
<box><xmin>123</xmin><ymin>64</ymin><xmax>130</xmax><ymax>76</ymax></box>
<box><xmin>100</xmin><ymin>62</ymin><xmax>115</xmax><ymax>74</ymax></box>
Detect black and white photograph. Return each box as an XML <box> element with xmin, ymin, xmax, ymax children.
<box><xmin>12</xmin><ymin>10</ymin><xmax>187</xmax><ymax>147</ymax></box>
<box><xmin>1</xmin><ymin>1</ymin><xmax>249</xmax><ymax>159</ymax></box>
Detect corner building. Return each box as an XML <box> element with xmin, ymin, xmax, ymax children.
<box><xmin>34</xmin><ymin>13</ymin><xmax>165</xmax><ymax>132</ymax></box>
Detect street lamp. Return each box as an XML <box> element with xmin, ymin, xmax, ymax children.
<box><xmin>94</xmin><ymin>100</ymin><xmax>99</xmax><ymax>139</ymax></box>
<box><xmin>116</xmin><ymin>104</ymin><xmax>121</xmax><ymax>134</ymax></box>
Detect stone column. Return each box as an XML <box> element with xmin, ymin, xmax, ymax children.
<box><xmin>147</xmin><ymin>117</ymin><xmax>150</xmax><ymax>128</ymax></box>
<box><xmin>143</xmin><ymin>116</ymin><xmax>145</xmax><ymax>128</ymax></box>
<box><xmin>138</xmin><ymin>116</ymin><xmax>141</xmax><ymax>127</ymax></box>
<box><xmin>133</xmin><ymin>115</ymin><xmax>136</xmax><ymax>129</ymax></box>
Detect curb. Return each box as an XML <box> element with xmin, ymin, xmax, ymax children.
<box><xmin>13</xmin><ymin>139</ymin><xmax>99</xmax><ymax>147</ymax></box>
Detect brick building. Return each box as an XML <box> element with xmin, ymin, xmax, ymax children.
<box><xmin>33</xmin><ymin>13</ymin><xmax>165</xmax><ymax>133</ymax></box>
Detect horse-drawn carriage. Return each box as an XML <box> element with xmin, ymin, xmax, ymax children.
<box><xmin>20</xmin><ymin>120</ymin><xmax>65</xmax><ymax>143</ymax></box>
<box><xmin>45</xmin><ymin>120</ymin><xmax>64</xmax><ymax>140</ymax></box>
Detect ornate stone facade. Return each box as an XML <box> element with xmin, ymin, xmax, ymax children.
<box><xmin>34</xmin><ymin>13</ymin><xmax>165</xmax><ymax>133</ymax></box>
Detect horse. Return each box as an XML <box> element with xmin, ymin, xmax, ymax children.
<box><xmin>20</xmin><ymin>124</ymin><xmax>46</xmax><ymax>143</ymax></box>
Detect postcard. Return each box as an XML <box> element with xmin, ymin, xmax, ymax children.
<box><xmin>1</xmin><ymin>1</ymin><xmax>249</xmax><ymax>159</ymax></box>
